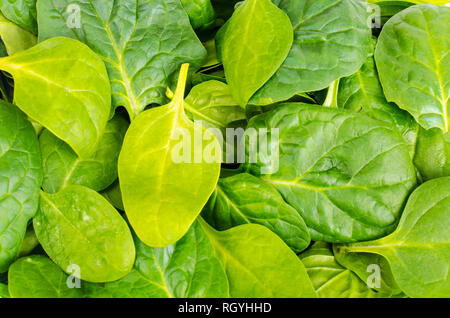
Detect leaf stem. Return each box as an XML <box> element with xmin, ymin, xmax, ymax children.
<box><xmin>323</xmin><ymin>79</ymin><xmax>340</xmax><ymax>108</ymax></box>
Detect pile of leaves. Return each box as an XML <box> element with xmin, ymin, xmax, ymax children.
<box><xmin>0</xmin><ymin>0</ymin><xmax>449</xmax><ymax>298</ymax></box>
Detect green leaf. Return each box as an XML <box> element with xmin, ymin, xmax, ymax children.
<box><xmin>34</xmin><ymin>185</ymin><xmax>135</xmax><ymax>283</ymax></box>
<box><xmin>199</xmin><ymin>218</ymin><xmax>317</xmax><ymax>298</ymax></box>
<box><xmin>119</xmin><ymin>64</ymin><xmax>221</xmax><ymax>247</ymax></box>
<box><xmin>181</xmin><ymin>0</ymin><xmax>216</xmax><ymax>30</ymax></box>
<box><xmin>337</xmin><ymin>177</ymin><xmax>450</xmax><ymax>298</ymax></box>
<box><xmin>0</xmin><ymin>37</ymin><xmax>111</xmax><ymax>158</ymax></box>
<box><xmin>85</xmin><ymin>221</ymin><xmax>229</xmax><ymax>298</ymax></box>
<box><xmin>202</xmin><ymin>173</ymin><xmax>311</xmax><ymax>253</ymax></box>
<box><xmin>0</xmin><ymin>0</ymin><xmax>37</xmax><ymax>34</ymax></box>
<box><xmin>37</xmin><ymin>0</ymin><xmax>207</xmax><ymax>119</ymax></box>
<box><xmin>414</xmin><ymin>127</ymin><xmax>450</xmax><ymax>180</ymax></box>
<box><xmin>244</xmin><ymin>103</ymin><xmax>417</xmax><ymax>242</ymax></box>
<box><xmin>0</xmin><ymin>282</ymin><xmax>9</xmax><ymax>298</ymax></box>
<box><xmin>40</xmin><ymin>114</ymin><xmax>128</xmax><ymax>193</ymax></box>
<box><xmin>0</xmin><ymin>13</ymin><xmax>36</xmax><ymax>55</ymax></box>
<box><xmin>250</xmin><ymin>0</ymin><xmax>372</xmax><ymax>105</ymax></box>
<box><xmin>8</xmin><ymin>255</ymin><xmax>83</xmax><ymax>298</ymax></box>
<box><xmin>338</xmin><ymin>39</ymin><xmax>419</xmax><ymax>157</ymax></box>
<box><xmin>100</xmin><ymin>179</ymin><xmax>124</xmax><ymax>211</ymax></box>
<box><xmin>0</xmin><ymin>100</ymin><xmax>42</xmax><ymax>272</ymax></box>
<box><xmin>220</xmin><ymin>0</ymin><xmax>293</xmax><ymax>106</ymax></box>
<box><xmin>300</xmin><ymin>242</ymin><xmax>382</xmax><ymax>298</ymax></box>
<box><xmin>375</xmin><ymin>4</ymin><xmax>450</xmax><ymax>132</ymax></box>
<box><xmin>184</xmin><ymin>80</ymin><xmax>246</xmax><ymax>130</ymax></box>
<box><xmin>332</xmin><ymin>244</ymin><xmax>403</xmax><ymax>296</ymax></box>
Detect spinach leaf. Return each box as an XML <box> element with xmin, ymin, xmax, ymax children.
<box><xmin>181</xmin><ymin>0</ymin><xmax>216</xmax><ymax>30</ymax></box>
<box><xmin>8</xmin><ymin>255</ymin><xmax>83</xmax><ymax>298</ymax></box>
<box><xmin>244</xmin><ymin>103</ymin><xmax>417</xmax><ymax>242</ymax></box>
<box><xmin>202</xmin><ymin>173</ymin><xmax>311</xmax><ymax>253</ymax></box>
<box><xmin>375</xmin><ymin>4</ymin><xmax>450</xmax><ymax>132</ymax></box>
<box><xmin>17</xmin><ymin>225</ymin><xmax>39</xmax><ymax>258</ymax></box>
<box><xmin>414</xmin><ymin>127</ymin><xmax>450</xmax><ymax>180</ymax></box>
<box><xmin>332</xmin><ymin>244</ymin><xmax>403</xmax><ymax>296</ymax></box>
<box><xmin>336</xmin><ymin>177</ymin><xmax>450</xmax><ymax>298</ymax></box>
<box><xmin>101</xmin><ymin>180</ymin><xmax>124</xmax><ymax>211</ymax></box>
<box><xmin>0</xmin><ymin>282</ymin><xmax>8</xmax><ymax>298</ymax></box>
<box><xmin>184</xmin><ymin>80</ymin><xmax>246</xmax><ymax>130</ymax></box>
<box><xmin>249</xmin><ymin>0</ymin><xmax>372</xmax><ymax>105</ymax></box>
<box><xmin>0</xmin><ymin>37</ymin><xmax>111</xmax><ymax>158</ymax></box>
<box><xmin>0</xmin><ymin>100</ymin><xmax>42</xmax><ymax>272</ymax></box>
<box><xmin>34</xmin><ymin>185</ymin><xmax>135</xmax><ymax>283</ymax></box>
<box><xmin>199</xmin><ymin>218</ymin><xmax>317</xmax><ymax>298</ymax></box>
<box><xmin>119</xmin><ymin>64</ymin><xmax>221</xmax><ymax>247</ymax></box>
<box><xmin>40</xmin><ymin>114</ymin><xmax>128</xmax><ymax>193</ymax></box>
<box><xmin>338</xmin><ymin>39</ymin><xmax>419</xmax><ymax>157</ymax></box>
<box><xmin>38</xmin><ymin>0</ymin><xmax>207</xmax><ymax>119</ymax></box>
<box><xmin>0</xmin><ymin>0</ymin><xmax>37</xmax><ymax>34</ymax></box>
<box><xmin>85</xmin><ymin>221</ymin><xmax>229</xmax><ymax>298</ymax></box>
<box><xmin>0</xmin><ymin>13</ymin><xmax>36</xmax><ymax>55</ymax></box>
<box><xmin>300</xmin><ymin>242</ymin><xmax>382</xmax><ymax>298</ymax></box>
<box><xmin>219</xmin><ymin>0</ymin><xmax>293</xmax><ymax>106</ymax></box>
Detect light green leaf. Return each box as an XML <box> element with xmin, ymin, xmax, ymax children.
<box><xmin>199</xmin><ymin>218</ymin><xmax>317</xmax><ymax>298</ymax></box>
<box><xmin>38</xmin><ymin>0</ymin><xmax>207</xmax><ymax>119</ymax></box>
<box><xmin>332</xmin><ymin>244</ymin><xmax>403</xmax><ymax>296</ymax></box>
<box><xmin>8</xmin><ymin>255</ymin><xmax>83</xmax><ymax>298</ymax></box>
<box><xmin>220</xmin><ymin>0</ymin><xmax>293</xmax><ymax>106</ymax></box>
<box><xmin>337</xmin><ymin>177</ymin><xmax>450</xmax><ymax>298</ymax></box>
<box><xmin>414</xmin><ymin>127</ymin><xmax>450</xmax><ymax>180</ymax></box>
<box><xmin>0</xmin><ymin>37</ymin><xmax>111</xmax><ymax>158</ymax></box>
<box><xmin>0</xmin><ymin>100</ymin><xmax>42</xmax><ymax>272</ymax></box>
<box><xmin>250</xmin><ymin>0</ymin><xmax>372</xmax><ymax>105</ymax></box>
<box><xmin>300</xmin><ymin>242</ymin><xmax>382</xmax><ymax>298</ymax></box>
<box><xmin>245</xmin><ymin>103</ymin><xmax>417</xmax><ymax>242</ymax></box>
<box><xmin>375</xmin><ymin>4</ymin><xmax>450</xmax><ymax>132</ymax></box>
<box><xmin>202</xmin><ymin>173</ymin><xmax>311</xmax><ymax>252</ymax></box>
<box><xmin>184</xmin><ymin>80</ymin><xmax>246</xmax><ymax>130</ymax></box>
<box><xmin>119</xmin><ymin>64</ymin><xmax>221</xmax><ymax>247</ymax></box>
<box><xmin>0</xmin><ymin>13</ymin><xmax>36</xmax><ymax>55</ymax></box>
<box><xmin>40</xmin><ymin>114</ymin><xmax>128</xmax><ymax>193</ymax></box>
<box><xmin>34</xmin><ymin>185</ymin><xmax>135</xmax><ymax>283</ymax></box>
<box><xmin>85</xmin><ymin>221</ymin><xmax>229</xmax><ymax>298</ymax></box>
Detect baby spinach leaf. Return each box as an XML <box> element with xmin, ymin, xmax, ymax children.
<box><xmin>249</xmin><ymin>0</ymin><xmax>372</xmax><ymax>105</ymax></box>
<box><xmin>40</xmin><ymin>114</ymin><xmax>128</xmax><ymax>193</ymax></box>
<box><xmin>34</xmin><ymin>185</ymin><xmax>135</xmax><ymax>283</ymax></box>
<box><xmin>414</xmin><ymin>127</ymin><xmax>450</xmax><ymax>181</ymax></box>
<box><xmin>198</xmin><ymin>218</ymin><xmax>317</xmax><ymax>298</ymax></box>
<box><xmin>8</xmin><ymin>255</ymin><xmax>83</xmax><ymax>298</ymax></box>
<box><xmin>0</xmin><ymin>282</ymin><xmax>8</xmax><ymax>298</ymax></box>
<box><xmin>85</xmin><ymin>221</ymin><xmax>229</xmax><ymax>298</ymax></box>
<box><xmin>0</xmin><ymin>37</ymin><xmax>111</xmax><ymax>158</ymax></box>
<box><xmin>119</xmin><ymin>64</ymin><xmax>221</xmax><ymax>247</ymax></box>
<box><xmin>0</xmin><ymin>13</ymin><xmax>36</xmax><ymax>55</ymax></box>
<box><xmin>101</xmin><ymin>180</ymin><xmax>124</xmax><ymax>211</ymax></box>
<box><xmin>338</xmin><ymin>39</ymin><xmax>419</xmax><ymax>157</ymax></box>
<box><xmin>332</xmin><ymin>244</ymin><xmax>402</xmax><ymax>296</ymax></box>
<box><xmin>337</xmin><ymin>177</ymin><xmax>450</xmax><ymax>298</ymax></box>
<box><xmin>17</xmin><ymin>225</ymin><xmax>39</xmax><ymax>258</ymax></box>
<box><xmin>220</xmin><ymin>0</ymin><xmax>293</xmax><ymax>106</ymax></box>
<box><xmin>181</xmin><ymin>0</ymin><xmax>216</xmax><ymax>30</ymax></box>
<box><xmin>38</xmin><ymin>0</ymin><xmax>207</xmax><ymax>119</ymax></box>
<box><xmin>244</xmin><ymin>103</ymin><xmax>417</xmax><ymax>242</ymax></box>
<box><xmin>184</xmin><ymin>80</ymin><xmax>246</xmax><ymax>130</ymax></box>
<box><xmin>202</xmin><ymin>173</ymin><xmax>311</xmax><ymax>253</ymax></box>
<box><xmin>0</xmin><ymin>0</ymin><xmax>37</xmax><ymax>34</ymax></box>
<box><xmin>0</xmin><ymin>100</ymin><xmax>42</xmax><ymax>272</ymax></box>
<box><xmin>300</xmin><ymin>242</ymin><xmax>382</xmax><ymax>298</ymax></box>
<box><xmin>375</xmin><ymin>4</ymin><xmax>450</xmax><ymax>132</ymax></box>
